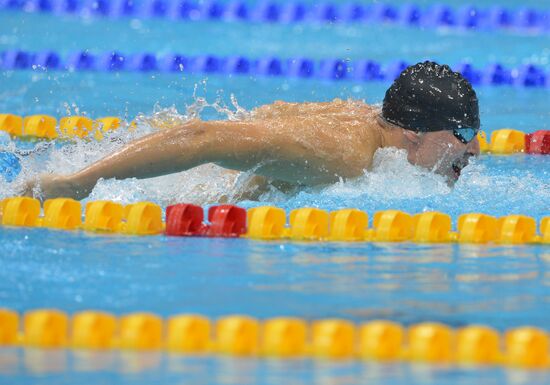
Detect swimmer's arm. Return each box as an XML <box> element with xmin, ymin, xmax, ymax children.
<box><xmin>30</xmin><ymin>119</ymin><xmax>273</xmax><ymax>200</ymax></box>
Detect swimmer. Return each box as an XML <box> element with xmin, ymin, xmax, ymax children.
<box><xmin>24</xmin><ymin>61</ymin><xmax>480</xmax><ymax>201</ymax></box>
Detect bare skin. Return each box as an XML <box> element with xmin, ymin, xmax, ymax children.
<box><xmin>24</xmin><ymin>99</ymin><xmax>480</xmax><ymax>201</ymax></box>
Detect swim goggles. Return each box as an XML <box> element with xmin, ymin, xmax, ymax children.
<box><xmin>380</xmin><ymin>114</ymin><xmax>479</xmax><ymax>144</ymax></box>
<box><xmin>452</xmin><ymin>127</ymin><xmax>479</xmax><ymax>144</ymax></box>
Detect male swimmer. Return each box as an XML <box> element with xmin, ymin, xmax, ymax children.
<box><xmin>25</xmin><ymin>61</ymin><xmax>480</xmax><ymax>201</ymax></box>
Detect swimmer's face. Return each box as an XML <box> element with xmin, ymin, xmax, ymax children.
<box><xmin>407</xmin><ymin>130</ymin><xmax>480</xmax><ymax>182</ymax></box>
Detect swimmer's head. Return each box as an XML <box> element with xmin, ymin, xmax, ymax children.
<box><xmin>381</xmin><ymin>61</ymin><xmax>481</xmax><ymax>182</ymax></box>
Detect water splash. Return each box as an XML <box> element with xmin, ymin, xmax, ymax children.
<box><xmin>1</xmin><ymin>97</ymin><xmax>548</xmax><ymax>221</ymax></box>
<box><xmin>135</xmin><ymin>85</ymin><xmax>252</xmax><ymax>130</ymax></box>
<box><xmin>0</xmin><ymin>94</ymin><xmax>254</xmax><ymax>205</ymax></box>
<box><xmin>271</xmin><ymin>149</ymin><xmax>549</xmax><ymax>223</ymax></box>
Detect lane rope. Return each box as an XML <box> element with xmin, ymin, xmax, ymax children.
<box><xmin>1</xmin><ymin>50</ymin><xmax>550</xmax><ymax>88</ymax></box>
<box><xmin>1</xmin><ymin>0</ymin><xmax>549</xmax><ymax>36</ymax></box>
<box><xmin>0</xmin><ymin>197</ymin><xmax>549</xmax><ymax>244</ymax></box>
<box><xmin>0</xmin><ymin>308</ymin><xmax>548</xmax><ymax>368</ymax></box>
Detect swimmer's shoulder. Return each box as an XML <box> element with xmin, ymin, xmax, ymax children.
<box><xmin>252</xmin><ymin>98</ymin><xmax>375</xmax><ymax>118</ymax></box>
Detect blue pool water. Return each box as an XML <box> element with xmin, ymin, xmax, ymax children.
<box><xmin>1</xmin><ymin>1</ymin><xmax>550</xmax><ymax>384</ymax></box>
<box><xmin>0</xmin><ymin>228</ymin><xmax>549</xmax><ymax>384</ymax></box>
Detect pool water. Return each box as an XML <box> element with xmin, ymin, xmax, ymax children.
<box><xmin>1</xmin><ymin>0</ymin><xmax>549</xmax><ymax>384</ymax></box>
<box><xmin>0</xmin><ymin>227</ymin><xmax>549</xmax><ymax>384</ymax></box>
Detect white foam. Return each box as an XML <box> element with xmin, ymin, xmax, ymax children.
<box><xmin>0</xmin><ymin>96</ymin><xmax>250</xmax><ymax>205</ymax></box>
<box><xmin>320</xmin><ymin>147</ymin><xmax>452</xmax><ymax>200</ymax></box>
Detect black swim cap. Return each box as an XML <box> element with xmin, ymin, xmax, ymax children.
<box><xmin>382</xmin><ymin>61</ymin><xmax>480</xmax><ymax>133</ymax></box>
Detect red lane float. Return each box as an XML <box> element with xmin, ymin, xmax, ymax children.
<box><xmin>525</xmin><ymin>130</ymin><xmax>550</xmax><ymax>155</ymax></box>
<box><xmin>165</xmin><ymin>204</ymin><xmax>246</xmax><ymax>238</ymax></box>
<box><xmin>165</xmin><ymin>204</ymin><xmax>206</xmax><ymax>236</ymax></box>
<box><xmin>206</xmin><ymin>205</ymin><xmax>247</xmax><ymax>238</ymax></box>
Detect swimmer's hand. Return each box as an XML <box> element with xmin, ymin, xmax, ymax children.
<box><xmin>22</xmin><ymin>174</ymin><xmax>88</xmax><ymax>201</ymax></box>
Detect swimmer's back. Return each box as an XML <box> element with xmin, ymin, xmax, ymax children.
<box><xmin>247</xmin><ymin>99</ymin><xmax>382</xmax><ymax>178</ymax></box>
<box><xmin>252</xmin><ymin>98</ymin><xmax>377</xmax><ymax>125</ymax></box>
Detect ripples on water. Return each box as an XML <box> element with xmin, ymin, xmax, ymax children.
<box><xmin>1</xmin><ymin>348</ymin><xmax>550</xmax><ymax>385</ymax></box>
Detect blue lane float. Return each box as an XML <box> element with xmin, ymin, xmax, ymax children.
<box><xmin>1</xmin><ymin>49</ymin><xmax>550</xmax><ymax>88</ymax></box>
<box><xmin>2</xmin><ymin>0</ymin><xmax>550</xmax><ymax>35</ymax></box>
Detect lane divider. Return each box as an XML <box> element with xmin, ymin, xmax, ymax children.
<box><xmin>0</xmin><ymin>308</ymin><xmax>548</xmax><ymax>368</ymax></box>
<box><xmin>0</xmin><ymin>114</ymin><xmax>125</xmax><ymax>140</ymax></box>
<box><xmin>478</xmin><ymin>129</ymin><xmax>550</xmax><ymax>155</ymax></box>
<box><xmin>2</xmin><ymin>0</ymin><xmax>549</xmax><ymax>36</ymax></box>
<box><xmin>1</xmin><ymin>113</ymin><xmax>550</xmax><ymax>155</ymax></box>
<box><xmin>1</xmin><ymin>50</ymin><xmax>550</xmax><ymax>88</ymax></box>
<box><xmin>0</xmin><ymin>198</ymin><xmax>548</xmax><ymax>244</ymax></box>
